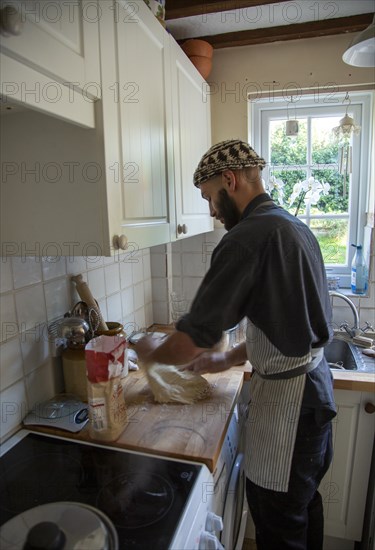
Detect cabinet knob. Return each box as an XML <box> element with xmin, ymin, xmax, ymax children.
<box><xmin>113</xmin><ymin>234</ymin><xmax>128</xmax><ymax>250</ymax></box>
<box><xmin>365</xmin><ymin>402</ymin><xmax>375</xmax><ymax>414</ymax></box>
<box><xmin>0</xmin><ymin>5</ymin><xmax>24</xmax><ymax>37</ymax></box>
<box><xmin>177</xmin><ymin>223</ymin><xmax>188</xmax><ymax>235</ymax></box>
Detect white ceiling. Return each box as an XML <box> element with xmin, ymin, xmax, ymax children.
<box><xmin>167</xmin><ymin>0</ymin><xmax>375</xmax><ymax>41</ymax></box>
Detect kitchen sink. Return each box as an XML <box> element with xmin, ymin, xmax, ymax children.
<box><xmin>324</xmin><ymin>339</ymin><xmax>365</xmax><ymax>370</ymax></box>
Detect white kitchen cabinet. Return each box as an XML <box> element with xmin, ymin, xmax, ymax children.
<box><xmin>102</xmin><ymin>0</ymin><xmax>212</xmax><ymax>250</ymax></box>
<box><xmin>168</xmin><ymin>35</ymin><xmax>213</xmax><ymax>240</ymax></box>
<box><xmin>101</xmin><ymin>0</ymin><xmax>171</xmax><ymax>252</ymax></box>
<box><xmin>0</xmin><ymin>0</ymin><xmax>100</xmax><ymax>127</ymax></box>
<box><xmin>0</xmin><ymin>0</ymin><xmax>213</xmax><ymax>256</ymax></box>
<box><xmin>320</xmin><ymin>390</ymin><xmax>375</xmax><ymax>541</ymax></box>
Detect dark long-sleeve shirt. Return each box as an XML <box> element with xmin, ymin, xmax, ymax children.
<box><xmin>177</xmin><ymin>193</ymin><xmax>336</xmax><ymax>491</ymax></box>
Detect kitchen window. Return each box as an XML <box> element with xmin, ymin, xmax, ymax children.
<box><xmin>250</xmin><ymin>92</ymin><xmax>372</xmax><ymax>289</ymax></box>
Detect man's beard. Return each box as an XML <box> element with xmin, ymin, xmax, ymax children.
<box><xmin>217</xmin><ymin>188</ymin><xmax>241</xmax><ymax>230</ymax></box>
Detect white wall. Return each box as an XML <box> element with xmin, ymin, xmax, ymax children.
<box><xmin>208</xmin><ymin>33</ymin><xmax>375</xmax><ymax>143</ymax></box>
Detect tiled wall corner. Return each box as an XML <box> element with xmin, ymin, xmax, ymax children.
<box><xmin>150</xmin><ymin>244</ymin><xmax>173</xmax><ymax>325</ymax></box>
<box><xmin>0</xmin><ymin>249</ymin><xmax>153</xmax><ymax>442</ymax></box>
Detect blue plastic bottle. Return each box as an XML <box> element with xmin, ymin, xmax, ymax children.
<box><xmin>351</xmin><ymin>244</ymin><xmax>368</xmax><ymax>294</ymax></box>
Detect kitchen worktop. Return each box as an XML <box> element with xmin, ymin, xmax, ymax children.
<box><xmin>26</xmin><ymin>367</ymin><xmax>244</xmax><ymax>473</ymax></box>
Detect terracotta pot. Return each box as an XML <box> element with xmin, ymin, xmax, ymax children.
<box><xmin>188</xmin><ymin>55</ymin><xmax>212</xmax><ymax>79</ymax></box>
<box><xmin>181</xmin><ymin>39</ymin><xmax>213</xmax><ymax>59</ymax></box>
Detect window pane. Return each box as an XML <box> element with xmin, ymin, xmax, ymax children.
<box><xmin>311</xmin><ymin>117</ymin><xmax>340</xmax><ymax>164</ymax></box>
<box><xmin>310</xmin><ymin>219</ymin><xmax>349</xmax><ymax>265</ymax></box>
<box><xmin>270</xmin><ymin>119</ymin><xmax>307</xmax><ymax>166</ymax></box>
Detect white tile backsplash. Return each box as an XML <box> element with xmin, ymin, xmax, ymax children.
<box><xmin>133</xmin><ymin>282</ymin><xmax>145</xmax><ymax>311</ymax></box>
<box><xmin>131</xmin><ymin>253</ymin><xmax>144</xmax><ymax>283</ymax></box>
<box><xmin>0</xmin><ymin>246</ymin><xmax>154</xmax><ymax>442</ymax></box>
<box><xmin>14</xmin><ymin>285</ymin><xmax>46</xmax><ymax>331</ymax></box>
<box><xmin>12</xmin><ymin>257</ymin><xmax>42</xmax><ymax>289</ymax></box>
<box><xmin>44</xmin><ymin>278</ymin><xmax>70</xmax><ymax>321</ymax></box>
<box><xmin>41</xmin><ymin>256</ymin><xmax>67</xmax><ymax>281</ymax></box>
<box><xmin>20</xmin><ymin>327</ymin><xmax>50</xmax><ymax>376</ymax></box>
<box><xmin>0</xmin><ymin>259</ymin><xmax>13</xmax><ymax>293</ymax></box>
<box><xmin>119</xmin><ymin>260</ymin><xmax>133</xmax><ymax>289</ymax></box>
<box><xmin>181</xmin><ymin>253</ymin><xmax>207</xmax><ymax>277</ymax></box>
<box><xmin>152</xmin><ymin>277</ymin><xmax>169</xmax><ymax>303</ymax></box>
<box><xmin>25</xmin><ymin>359</ymin><xmax>59</xmax><ymax>410</ymax></box>
<box><xmin>87</xmin><ymin>268</ymin><xmax>106</xmax><ymax>300</ymax></box>
<box><xmin>66</xmin><ymin>256</ymin><xmax>87</xmax><ymax>275</ymax></box>
<box><xmin>143</xmin><ymin>250</ymin><xmax>151</xmax><ymax>281</ymax></box>
<box><xmin>0</xmin><ymin>338</ymin><xmax>23</xmax><ymax>390</ymax></box>
<box><xmin>104</xmin><ymin>263</ymin><xmax>121</xmax><ymax>295</ymax></box>
<box><xmin>134</xmin><ymin>307</ymin><xmax>146</xmax><ymax>331</ymax></box>
<box><xmin>0</xmin><ymin>293</ymin><xmax>17</xmax><ymax>342</ymax></box>
<box><xmin>150</xmin><ymin>253</ymin><xmax>167</xmax><ymax>277</ymax></box>
<box><xmin>106</xmin><ymin>292</ymin><xmax>123</xmax><ymax>322</ymax></box>
<box><xmin>121</xmin><ymin>287</ymin><xmax>134</xmax><ymax>317</ymax></box>
<box><xmin>0</xmin><ymin>380</ymin><xmax>28</xmax><ymax>440</ymax></box>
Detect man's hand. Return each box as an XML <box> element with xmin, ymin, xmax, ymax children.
<box><xmin>184</xmin><ymin>341</ymin><xmax>248</xmax><ymax>374</ymax></box>
<box><xmin>184</xmin><ymin>351</ymin><xmax>229</xmax><ymax>374</ymax></box>
<box><xmin>134</xmin><ymin>334</ymin><xmax>164</xmax><ymax>364</ymax></box>
<box><xmin>134</xmin><ymin>330</ymin><xmax>207</xmax><ymax>366</ymax></box>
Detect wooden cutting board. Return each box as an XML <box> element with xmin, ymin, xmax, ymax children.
<box><xmin>114</xmin><ymin>368</ymin><xmax>244</xmax><ymax>471</ymax></box>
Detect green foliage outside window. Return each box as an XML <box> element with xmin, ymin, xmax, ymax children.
<box><xmin>269</xmin><ymin>120</ymin><xmax>349</xmax><ymax>215</ymax></box>
<box><xmin>268</xmin><ymin>119</ymin><xmax>350</xmax><ymax>265</ymax></box>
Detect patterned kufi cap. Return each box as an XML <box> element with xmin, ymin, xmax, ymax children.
<box><xmin>193</xmin><ymin>139</ymin><xmax>266</xmax><ymax>187</ymax></box>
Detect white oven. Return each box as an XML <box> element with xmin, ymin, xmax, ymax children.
<box><xmin>0</xmin><ymin>404</ymin><xmax>247</xmax><ymax>550</ymax></box>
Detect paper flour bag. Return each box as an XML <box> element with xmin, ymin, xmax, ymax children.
<box><xmin>85</xmin><ymin>335</ymin><xmax>127</xmax><ymax>441</ymax></box>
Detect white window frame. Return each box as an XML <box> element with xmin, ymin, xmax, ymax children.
<box><xmin>249</xmin><ymin>91</ymin><xmax>372</xmax><ymax>289</ymax></box>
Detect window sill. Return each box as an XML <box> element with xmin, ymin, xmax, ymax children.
<box><xmin>329</xmin><ymin>287</ymin><xmax>369</xmax><ymax>299</ymax></box>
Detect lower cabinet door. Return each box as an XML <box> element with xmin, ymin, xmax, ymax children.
<box><xmin>320</xmin><ymin>390</ymin><xmax>375</xmax><ymax>541</ymax></box>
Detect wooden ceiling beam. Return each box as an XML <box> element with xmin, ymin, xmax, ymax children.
<box><xmin>176</xmin><ymin>13</ymin><xmax>374</xmax><ymax>49</ymax></box>
<box><xmin>165</xmin><ymin>0</ymin><xmax>290</xmax><ymax>20</ymax></box>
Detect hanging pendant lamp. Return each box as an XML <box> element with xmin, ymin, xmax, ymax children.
<box><xmin>342</xmin><ymin>15</ymin><xmax>375</xmax><ymax>67</ymax></box>
<box><xmin>332</xmin><ymin>92</ymin><xmax>361</xmax><ymax>140</ymax></box>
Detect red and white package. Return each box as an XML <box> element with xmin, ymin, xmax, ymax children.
<box><xmin>85</xmin><ymin>335</ymin><xmax>127</xmax><ymax>441</ymax></box>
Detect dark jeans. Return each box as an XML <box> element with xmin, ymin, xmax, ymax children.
<box><xmin>246</xmin><ymin>413</ymin><xmax>333</xmax><ymax>550</ymax></box>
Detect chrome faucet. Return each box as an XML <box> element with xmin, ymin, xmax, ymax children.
<box><xmin>329</xmin><ymin>291</ymin><xmax>360</xmax><ymax>338</ymax></box>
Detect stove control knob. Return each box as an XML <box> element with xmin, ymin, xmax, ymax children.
<box><xmin>198</xmin><ymin>530</ymin><xmax>225</xmax><ymax>550</ymax></box>
<box><xmin>205</xmin><ymin>512</ymin><xmax>223</xmax><ymax>533</ymax></box>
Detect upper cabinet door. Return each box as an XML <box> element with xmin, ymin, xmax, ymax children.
<box><xmin>0</xmin><ymin>0</ymin><xmax>100</xmax><ymax>126</ymax></box>
<box><xmin>169</xmin><ymin>36</ymin><xmax>213</xmax><ymax>240</ymax></box>
<box><xmin>111</xmin><ymin>0</ymin><xmax>171</xmax><ymax>250</ymax></box>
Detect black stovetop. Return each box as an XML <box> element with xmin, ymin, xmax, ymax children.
<box><xmin>0</xmin><ymin>433</ymin><xmax>202</xmax><ymax>549</ymax></box>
